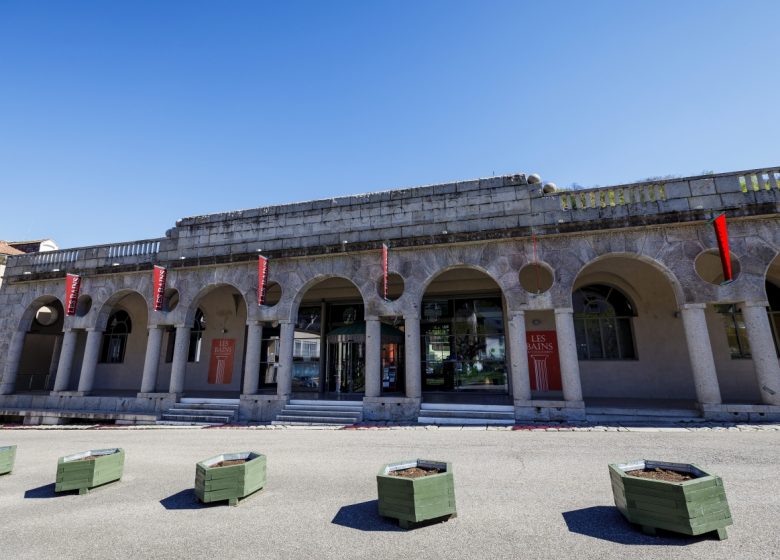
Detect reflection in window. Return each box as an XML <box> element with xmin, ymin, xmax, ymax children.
<box><xmin>573</xmin><ymin>285</ymin><xmax>636</xmax><ymax>360</ymax></box>
<box><xmin>715</xmin><ymin>304</ymin><xmax>751</xmax><ymax>359</ymax></box>
<box><xmin>100</xmin><ymin>310</ymin><xmax>132</xmax><ymax>363</ymax></box>
<box><xmin>188</xmin><ymin>309</ymin><xmax>205</xmax><ymax>362</ymax></box>
<box><xmin>293</xmin><ymin>306</ymin><xmax>322</xmax><ymax>389</ymax></box>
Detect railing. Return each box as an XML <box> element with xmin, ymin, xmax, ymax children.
<box><xmin>107</xmin><ymin>240</ymin><xmax>161</xmax><ymax>259</ymax></box>
<box><xmin>738</xmin><ymin>169</ymin><xmax>780</xmax><ymax>192</ymax></box>
<box><xmin>559</xmin><ymin>183</ymin><xmax>667</xmax><ymax>211</ymax></box>
<box><xmin>6</xmin><ymin>238</ymin><xmax>164</xmax><ymax>271</ymax></box>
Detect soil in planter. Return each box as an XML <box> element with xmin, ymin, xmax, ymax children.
<box><xmin>213</xmin><ymin>459</ymin><xmax>248</xmax><ymax>468</ymax></box>
<box><xmin>389</xmin><ymin>466</ymin><xmax>442</xmax><ymax>478</ymax></box>
<box><xmin>626</xmin><ymin>467</ymin><xmax>695</xmax><ymax>482</ymax></box>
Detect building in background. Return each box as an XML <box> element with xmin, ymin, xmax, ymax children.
<box><xmin>0</xmin><ymin>168</ymin><xmax>778</xmax><ymax>426</ymax></box>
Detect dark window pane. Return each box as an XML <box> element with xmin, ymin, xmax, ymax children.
<box><xmin>617</xmin><ymin>318</ymin><xmax>635</xmax><ymax>359</ymax></box>
<box><xmin>585</xmin><ymin>319</ymin><xmax>603</xmax><ymax>359</ymax></box>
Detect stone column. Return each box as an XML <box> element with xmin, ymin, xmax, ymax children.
<box><xmin>554</xmin><ymin>308</ymin><xmax>584</xmax><ymax>402</ymax></box>
<box><xmin>0</xmin><ymin>331</ymin><xmax>27</xmax><ymax>395</ymax></box>
<box><xmin>242</xmin><ymin>322</ymin><xmax>263</xmax><ymax>395</ymax></box>
<box><xmin>77</xmin><ymin>329</ymin><xmax>103</xmax><ymax>394</ymax></box>
<box><xmin>508</xmin><ymin>312</ymin><xmax>531</xmax><ymax>401</ymax></box>
<box><xmin>365</xmin><ymin>317</ymin><xmax>382</xmax><ymax>398</ymax></box>
<box><xmin>742</xmin><ymin>302</ymin><xmax>780</xmax><ymax>406</ymax></box>
<box><xmin>168</xmin><ymin>325</ymin><xmax>191</xmax><ymax>395</ymax></box>
<box><xmin>139</xmin><ymin>326</ymin><xmax>165</xmax><ymax>394</ymax></box>
<box><xmin>47</xmin><ymin>334</ymin><xmax>64</xmax><ymax>389</ymax></box>
<box><xmin>404</xmin><ymin>315</ymin><xmax>421</xmax><ymax>399</ymax></box>
<box><xmin>680</xmin><ymin>304</ymin><xmax>722</xmax><ymax>405</ymax></box>
<box><xmin>52</xmin><ymin>329</ymin><xmax>79</xmax><ymax>393</ymax></box>
<box><xmin>276</xmin><ymin>321</ymin><xmax>295</xmax><ymax>398</ymax></box>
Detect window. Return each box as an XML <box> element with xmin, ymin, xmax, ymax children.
<box><xmin>188</xmin><ymin>309</ymin><xmax>205</xmax><ymax>362</ymax></box>
<box><xmin>573</xmin><ymin>284</ymin><xmax>636</xmax><ymax>360</ymax></box>
<box><xmin>100</xmin><ymin>310</ymin><xmax>132</xmax><ymax>363</ymax></box>
<box><xmin>715</xmin><ymin>304</ymin><xmax>751</xmax><ymax>359</ymax></box>
<box><xmin>768</xmin><ymin>281</ymin><xmax>780</xmax><ymax>357</ymax></box>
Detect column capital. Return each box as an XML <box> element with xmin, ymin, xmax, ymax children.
<box><xmin>403</xmin><ymin>314</ymin><xmax>420</xmax><ymax>321</ymax></box>
<box><xmin>741</xmin><ymin>301</ymin><xmax>770</xmax><ymax>309</ymax></box>
<box><xmin>508</xmin><ymin>310</ymin><xmax>526</xmax><ymax>319</ymax></box>
<box><xmin>147</xmin><ymin>324</ymin><xmax>166</xmax><ymax>331</ymax></box>
<box><xmin>85</xmin><ymin>327</ymin><xmax>102</xmax><ymax>333</ymax></box>
<box><xmin>246</xmin><ymin>320</ymin><xmax>264</xmax><ymax>327</ymax></box>
<box><xmin>553</xmin><ymin>307</ymin><xmax>574</xmax><ymax>315</ymax></box>
<box><xmin>365</xmin><ymin>316</ymin><xmax>380</xmax><ymax>322</ymax></box>
<box><xmin>680</xmin><ymin>303</ymin><xmax>707</xmax><ymax>310</ymax></box>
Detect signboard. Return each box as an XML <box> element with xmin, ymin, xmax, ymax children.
<box><xmin>526</xmin><ymin>331</ymin><xmax>562</xmax><ymax>391</ymax></box>
<box><xmin>65</xmin><ymin>274</ymin><xmax>81</xmax><ymax>316</ymax></box>
<box><xmin>257</xmin><ymin>255</ymin><xmax>269</xmax><ymax>305</ymax></box>
<box><xmin>153</xmin><ymin>265</ymin><xmax>167</xmax><ymax>311</ymax></box>
<box><xmin>208</xmin><ymin>338</ymin><xmax>236</xmax><ymax>385</ymax></box>
<box><xmin>381</xmin><ymin>244</ymin><xmax>388</xmax><ymax>300</ymax></box>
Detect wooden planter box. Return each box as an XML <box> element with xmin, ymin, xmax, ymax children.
<box><xmin>609</xmin><ymin>460</ymin><xmax>732</xmax><ymax>540</ymax></box>
<box><xmin>195</xmin><ymin>451</ymin><xmax>266</xmax><ymax>506</ymax></box>
<box><xmin>56</xmin><ymin>448</ymin><xmax>125</xmax><ymax>494</ymax></box>
<box><xmin>0</xmin><ymin>445</ymin><xmax>16</xmax><ymax>475</ymax></box>
<box><xmin>377</xmin><ymin>459</ymin><xmax>457</xmax><ymax>529</ymax></box>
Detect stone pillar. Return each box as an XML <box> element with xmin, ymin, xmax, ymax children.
<box><xmin>680</xmin><ymin>304</ymin><xmax>722</xmax><ymax>405</ymax></box>
<box><xmin>169</xmin><ymin>325</ymin><xmax>191</xmax><ymax>395</ymax></box>
<box><xmin>404</xmin><ymin>315</ymin><xmax>421</xmax><ymax>399</ymax></box>
<box><xmin>276</xmin><ymin>321</ymin><xmax>295</xmax><ymax>398</ymax></box>
<box><xmin>508</xmin><ymin>312</ymin><xmax>531</xmax><ymax>401</ymax></box>
<box><xmin>242</xmin><ymin>322</ymin><xmax>263</xmax><ymax>395</ymax></box>
<box><xmin>139</xmin><ymin>326</ymin><xmax>165</xmax><ymax>394</ymax></box>
<box><xmin>365</xmin><ymin>317</ymin><xmax>382</xmax><ymax>398</ymax></box>
<box><xmin>52</xmin><ymin>329</ymin><xmax>79</xmax><ymax>393</ymax></box>
<box><xmin>0</xmin><ymin>331</ymin><xmax>27</xmax><ymax>395</ymax></box>
<box><xmin>742</xmin><ymin>302</ymin><xmax>780</xmax><ymax>405</ymax></box>
<box><xmin>77</xmin><ymin>329</ymin><xmax>103</xmax><ymax>394</ymax></box>
<box><xmin>554</xmin><ymin>308</ymin><xmax>584</xmax><ymax>402</ymax></box>
<box><xmin>47</xmin><ymin>334</ymin><xmax>64</xmax><ymax>389</ymax></box>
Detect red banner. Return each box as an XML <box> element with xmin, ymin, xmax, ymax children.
<box><xmin>257</xmin><ymin>255</ymin><xmax>268</xmax><ymax>305</ymax></box>
<box><xmin>382</xmin><ymin>244</ymin><xmax>389</xmax><ymax>300</ymax></box>
<box><xmin>208</xmin><ymin>339</ymin><xmax>235</xmax><ymax>385</ymax></box>
<box><xmin>153</xmin><ymin>265</ymin><xmax>167</xmax><ymax>311</ymax></box>
<box><xmin>710</xmin><ymin>213</ymin><xmax>733</xmax><ymax>284</ymax></box>
<box><xmin>526</xmin><ymin>331</ymin><xmax>562</xmax><ymax>391</ymax></box>
<box><xmin>65</xmin><ymin>274</ymin><xmax>81</xmax><ymax>316</ymax></box>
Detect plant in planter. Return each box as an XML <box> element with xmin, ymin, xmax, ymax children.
<box><xmin>609</xmin><ymin>459</ymin><xmax>732</xmax><ymax>540</ymax></box>
<box><xmin>0</xmin><ymin>445</ymin><xmax>16</xmax><ymax>475</ymax></box>
<box><xmin>377</xmin><ymin>459</ymin><xmax>457</xmax><ymax>529</ymax></box>
<box><xmin>195</xmin><ymin>451</ymin><xmax>266</xmax><ymax>506</ymax></box>
<box><xmin>55</xmin><ymin>448</ymin><xmax>125</xmax><ymax>494</ymax></box>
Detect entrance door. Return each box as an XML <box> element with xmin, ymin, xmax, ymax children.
<box><xmin>327</xmin><ymin>341</ymin><xmax>365</xmax><ymax>394</ymax></box>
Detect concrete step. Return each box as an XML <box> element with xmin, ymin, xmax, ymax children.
<box><xmin>416</xmin><ymin>409</ymin><xmax>515</xmax><ymax>420</ymax></box>
<box><xmin>170</xmin><ymin>403</ymin><xmax>239</xmax><ymax>411</ymax></box>
<box><xmin>289</xmin><ymin>399</ymin><xmax>363</xmax><ymax>407</ymax></box>
<box><xmin>164</xmin><ymin>407</ymin><xmax>239</xmax><ymax>416</ymax></box>
<box><xmin>418</xmin><ymin>416</ymin><xmax>515</xmax><ymax>426</ymax></box>
<box><xmin>161</xmin><ymin>414</ymin><xmax>233</xmax><ymax>423</ymax></box>
<box><xmin>272</xmin><ymin>415</ymin><xmax>357</xmax><ymax>425</ymax></box>
<box><xmin>420</xmin><ymin>403</ymin><xmax>515</xmax><ymax>413</ymax></box>
<box><xmin>155</xmin><ymin>420</ymin><xmax>222</xmax><ymax>426</ymax></box>
<box><xmin>284</xmin><ymin>404</ymin><xmax>363</xmax><ymax>413</ymax></box>
<box><xmin>279</xmin><ymin>410</ymin><xmax>360</xmax><ymax>420</ymax></box>
<box><xmin>179</xmin><ymin>398</ymin><xmax>240</xmax><ymax>405</ymax></box>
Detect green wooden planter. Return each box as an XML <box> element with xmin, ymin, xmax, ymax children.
<box><xmin>0</xmin><ymin>445</ymin><xmax>16</xmax><ymax>475</ymax></box>
<box><xmin>194</xmin><ymin>451</ymin><xmax>266</xmax><ymax>506</ymax></box>
<box><xmin>609</xmin><ymin>460</ymin><xmax>732</xmax><ymax>540</ymax></box>
<box><xmin>55</xmin><ymin>448</ymin><xmax>125</xmax><ymax>494</ymax></box>
<box><xmin>377</xmin><ymin>459</ymin><xmax>457</xmax><ymax>529</ymax></box>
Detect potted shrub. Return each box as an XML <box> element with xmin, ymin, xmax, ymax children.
<box><xmin>55</xmin><ymin>448</ymin><xmax>125</xmax><ymax>494</ymax></box>
<box><xmin>0</xmin><ymin>445</ymin><xmax>16</xmax><ymax>475</ymax></box>
<box><xmin>609</xmin><ymin>459</ymin><xmax>732</xmax><ymax>540</ymax></box>
<box><xmin>377</xmin><ymin>459</ymin><xmax>457</xmax><ymax>529</ymax></box>
<box><xmin>195</xmin><ymin>451</ymin><xmax>266</xmax><ymax>506</ymax></box>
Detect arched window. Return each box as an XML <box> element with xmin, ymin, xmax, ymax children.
<box><xmin>100</xmin><ymin>310</ymin><xmax>132</xmax><ymax>363</ymax></box>
<box><xmin>188</xmin><ymin>308</ymin><xmax>205</xmax><ymax>362</ymax></box>
<box><xmin>573</xmin><ymin>284</ymin><xmax>636</xmax><ymax>360</ymax></box>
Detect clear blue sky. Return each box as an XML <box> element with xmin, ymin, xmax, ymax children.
<box><xmin>1</xmin><ymin>1</ymin><xmax>778</xmax><ymax>249</ymax></box>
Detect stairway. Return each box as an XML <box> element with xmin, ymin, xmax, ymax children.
<box><xmin>418</xmin><ymin>403</ymin><xmax>516</xmax><ymax>426</ymax></box>
<box><xmin>158</xmin><ymin>398</ymin><xmax>240</xmax><ymax>426</ymax></box>
<box><xmin>272</xmin><ymin>399</ymin><xmax>363</xmax><ymax>426</ymax></box>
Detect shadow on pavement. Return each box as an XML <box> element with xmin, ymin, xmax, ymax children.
<box><xmin>160</xmin><ymin>489</ymin><xmax>214</xmax><ymax>510</ymax></box>
<box><xmin>24</xmin><ymin>483</ymin><xmax>62</xmax><ymax>499</ymax></box>
<box><xmin>562</xmin><ymin>506</ymin><xmax>704</xmax><ymax>546</ymax></box>
<box><xmin>331</xmin><ymin>500</ymin><xmax>404</xmax><ymax>532</ymax></box>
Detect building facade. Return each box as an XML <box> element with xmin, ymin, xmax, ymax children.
<box><xmin>0</xmin><ymin>167</ymin><xmax>779</xmax><ymax>424</ymax></box>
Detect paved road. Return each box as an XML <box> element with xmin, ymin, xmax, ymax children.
<box><xmin>0</xmin><ymin>427</ymin><xmax>777</xmax><ymax>560</ymax></box>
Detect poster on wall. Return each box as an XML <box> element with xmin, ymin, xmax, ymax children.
<box><xmin>208</xmin><ymin>339</ymin><xmax>236</xmax><ymax>385</ymax></box>
<box><xmin>526</xmin><ymin>331</ymin><xmax>562</xmax><ymax>391</ymax></box>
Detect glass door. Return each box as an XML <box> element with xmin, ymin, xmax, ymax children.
<box><xmin>327</xmin><ymin>341</ymin><xmax>365</xmax><ymax>394</ymax></box>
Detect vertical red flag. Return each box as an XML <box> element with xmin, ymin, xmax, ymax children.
<box><xmin>153</xmin><ymin>265</ymin><xmax>167</xmax><ymax>311</ymax></box>
<box><xmin>710</xmin><ymin>213</ymin><xmax>733</xmax><ymax>284</ymax></box>
<box><xmin>65</xmin><ymin>274</ymin><xmax>81</xmax><ymax>316</ymax></box>
<box><xmin>381</xmin><ymin>244</ymin><xmax>389</xmax><ymax>300</ymax></box>
<box><xmin>257</xmin><ymin>255</ymin><xmax>269</xmax><ymax>305</ymax></box>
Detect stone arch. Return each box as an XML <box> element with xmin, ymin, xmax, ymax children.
<box><xmin>290</xmin><ymin>274</ymin><xmax>367</xmax><ymax>320</ymax></box>
<box><xmin>184</xmin><ymin>282</ymin><xmax>248</xmax><ymax>328</ymax></box>
<box><xmin>16</xmin><ymin>294</ymin><xmax>65</xmax><ymax>333</ymax></box>
<box><xmin>94</xmin><ymin>289</ymin><xmax>149</xmax><ymax>331</ymax></box>
<box><xmin>416</xmin><ymin>264</ymin><xmax>505</xmax><ymax>308</ymax></box>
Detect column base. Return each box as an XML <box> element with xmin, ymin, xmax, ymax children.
<box><xmin>239</xmin><ymin>394</ymin><xmax>288</xmax><ymax>422</ymax></box>
<box><xmin>363</xmin><ymin>396</ymin><xmax>420</xmax><ymax>422</ymax></box>
<box><xmin>700</xmin><ymin>403</ymin><xmax>780</xmax><ymax>422</ymax></box>
<box><xmin>514</xmin><ymin>399</ymin><xmax>586</xmax><ymax>422</ymax></box>
<box><xmin>50</xmin><ymin>390</ymin><xmax>89</xmax><ymax>397</ymax></box>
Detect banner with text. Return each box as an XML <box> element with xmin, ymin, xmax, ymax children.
<box><xmin>382</xmin><ymin>244</ymin><xmax>389</xmax><ymax>300</ymax></box>
<box><xmin>710</xmin><ymin>213</ymin><xmax>733</xmax><ymax>284</ymax></box>
<box><xmin>65</xmin><ymin>274</ymin><xmax>81</xmax><ymax>316</ymax></box>
<box><xmin>526</xmin><ymin>330</ymin><xmax>562</xmax><ymax>391</ymax></box>
<box><xmin>208</xmin><ymin>338</ymin><xmax>236</xmax><ymax>385</ymax></box>
<box><xmin>257</xmin><ymin>255</ymin><xmax>268</xmax><ymax>305</ymax></box>
<box><xmin>153</xmin><ymin>265</ymin><xmax>167</xmax><ymax>311</ymax></box>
